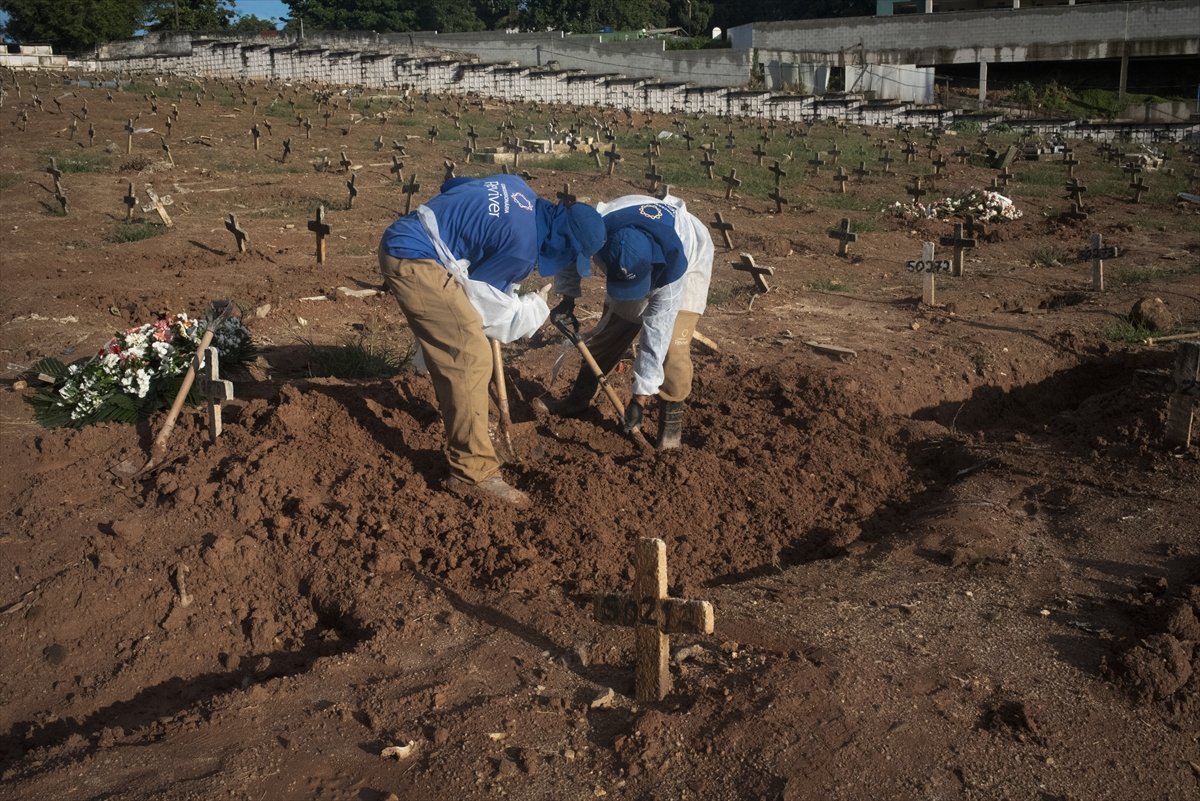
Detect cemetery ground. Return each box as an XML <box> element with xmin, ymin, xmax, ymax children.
<box><xmin>1</xmin><ymin>74</ymin><xmax>1199</xmax><ymax>801</ymax></box>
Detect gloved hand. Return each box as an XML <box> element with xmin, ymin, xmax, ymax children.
<box><xmin>550</xmin><ymin>296</ymin><xmax>579</xmax><ymax>336</ymax></box>
<box><xmin>623</xmin><ymin>397</ymin><xmax>644</xmax><ymax>433</ymax></box>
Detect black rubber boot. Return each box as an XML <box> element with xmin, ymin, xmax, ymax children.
<box><xmin>544</xmin><ymin>367</ymin><xmax>599</xmax><ymax>418</ymax></box>
<box><xmin>657</xmin><ymin>400</ymin><xmax>685</xmax><ymax>451</ymax></box>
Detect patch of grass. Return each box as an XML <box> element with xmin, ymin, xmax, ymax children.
<box><xmin>808</xmin><ymin>278</ymin><xmax>848</xmax><ymax>292</ymax></box>
<box><xmin>706</xmin><ymin>285</ymin><xmax>754</xmax><ymax>307</ymax></box>
<box><xmin>39</xmin><ymin>201</ymin><xmax>67</xmax><ymax>217</ymax></box>
<box><xmin>1114</xmin><ymin>266</ymin><xmax>1161</xmax><ymax>285</ymax></box>
<box><xmin>1030</xmin><ymin>245</ymin><xmax>1069</xmax><ymax>267</ymax></box>
<box><xmin>814</xmin><ymin>191</ymin><xmax>873</xmax><ymax>211</ymax></box>
<box><xmin>109</xmin><ymin>222</ymin><xmax>165</xmax><ymax>243</ymax></box>
<box><xmin>303</xmin><ymin>336</ymin><xmax>409</xmax><ymax>379</ymax></box>
<box><xmin>41</xmin><ymin>153</ymin><xmax>110</xmax><ymax>173</ymax></box>
<box><xmin>1102</xmin><ymin>318</ymin><xmax>1157</xmax><ymax>344</ymax></box>
<box><xmin>826</xmin><ymin>219</ymin><xmax>877</xmax><ymax>235</ymax></box>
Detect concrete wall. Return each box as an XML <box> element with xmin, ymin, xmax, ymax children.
<box><xmin>732</xmin><ymin>0</ymin><xmax>1199</xmax><ymax>65</ymax></box>
<box><xmin>845</xmin><ymin>64</ymin><xmax>935</xmax><ymax>103</ymax></box>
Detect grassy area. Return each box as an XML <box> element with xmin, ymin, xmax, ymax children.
<box><xmin>302</xmin><ymin>336</ymin><xmax>409</xmax><ymax>379</ymax></box>
<box><xmin>808</xmin><ymin>278</ymin><xmax>848</xmax><ymax>292</ymax></box>
<box><xmin>1030</xmin><ymin>245</ymin><xmax>1070</xmax><ymax>267</ymax></box>
<box><xmin>109</xmin><ymin>222</ymin><xmax>166</xmax><ymax>243</ymax></box>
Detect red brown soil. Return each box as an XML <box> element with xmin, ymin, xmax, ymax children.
<box><xmin>1</xmin><ymin>73</ymin><xmax>1199</xmax><ymax>801</ymax></box>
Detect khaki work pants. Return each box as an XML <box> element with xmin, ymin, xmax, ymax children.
<box><xmin>584</xmin><ymin>309</ymin><xmax>701</xmax><ymax>403</ymax></box>
<box><xmin>379</xmin><ymin>253</ymin><xmax>499</xmax><ymax>484</ymax></box>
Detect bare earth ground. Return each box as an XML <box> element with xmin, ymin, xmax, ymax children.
<box><xmin>1</xmin><ymin>74</ymin><xmax>1199</xmax><ymax>801</ymax></box>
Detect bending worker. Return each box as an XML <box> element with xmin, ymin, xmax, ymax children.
<box><xmin>379</xmin><ymin>175</ymin><xmax>605</xmax><ymax>506</ymax></box>
<box><xmin>545</xmin><ymin>193</ymin><xmax>714</xmax><ymax>450</ymax></box>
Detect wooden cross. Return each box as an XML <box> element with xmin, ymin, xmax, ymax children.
<box><xmin>1062</xmin><ymin>202</ymin><xmax>1089</xmax><ymax>224</ymax></box>
<box><xmin>828</xmin><ymin>218</ymin><xmax>858</xmax><ymax>258</ymax></box>
<box><xmin>931</xmin><ymin>153</ymin><xmax>948</xmax><ymax>176</ymax></box>
<box><xmin>907</xmin><ymin>177</ymin><xmax>927</xmax><ymax>204</ymax></box>
<box><xmin>346</xmin><ymin>173</ymin><xmax>358</xmax><ymax>209</ymax></box>
<box><xmin>832</xmin><ymin>167</ymin><xmax>849</xmax><ymax>194</ymax></box>
<box><xmin>808</xmin><ymin>152</ymin><xmax>825</xmax><ymax>175</ymax></box>
<box><xmin>680</xmin><ymin>129</ymin><xmax>694</xmax><ymax>150</ymax></box>
<box><xmin>1063</xmin><ymin>150</ymin><xmax>1079</xmax><ymax>177</ymax></box>
<box><xmin>1065</xmin><ymin>177</ymin><xmax>1088</xmax><ymax>207</ymax></box>
<box><xmin>46</xmin><ymin>158</ymin><xmax>63</xmax><ymax>184</ymax></box>
<box><xmin>144</xmin><ymin>186</ymin><xmax>173</xmax><ymax>227</ymax></box>
<box><xmin>907</xmin><ymin>241</ymin><xmax>950</xmax><ymax>305</ymax></box>
<box><xmin>879</xmin><ymin>149</ymin><xmax>894</xmax><ymax>174</ymax></box>
<box><xmin>939</xmin><ymin>223</ymin><xmax>977</xmax><ymax>277</ymax></box>
<box><xmin>125</xmin><ymin>118</ymin><xmax>135</xmax><ymax>154</ymax></box>
<box><xmin>308</xmin><ymin>205</ymin><xmax>331</xmax><ymax>264</ymax></box>
<box><xmin>593</xmin><ymin>538</ymin><xmax>714</xmax><ymax>702</ymax></box>
<box><xmin>722</xmin><ymin>168</ymin><xmax>741</xmax><ymax>200</ymax></box>
<box><xmin>996</xmin><ymin>166</ymin><xmax>1013</xmax><ymax>187</ymax></box>
<box><xmin>390</xmin><ymin>155</ymin><xmax>404</xmax><ymax>183</ymax></box>
<box><xmin>54</xmin><ymin>187</ymin><xmax>69</xmax><ymax>215</ymax></box>
<box><xmin>768</xmin><ymin>160</ymin><xmax>787</xmax><ymax>186</ymax></box>
<box><xmin>725</xmin><ymin>130</ymin><xmax>736</xmax><ymax>150</ymax></box>
<box><xmin>251</xmin><ymin>123</ymin><xmax>261</xmax><ymax>151</ymax></box>
<box><xmin>952</xmin><ymin>146</ymin><xmax>971</xmax><ymax>164</ymax></box>
<box><xmin>198</xmin><ymin>346</ymin><xmax>234</xmax><ymax>442</ymax></box>
<box><xmin>732</xmin><ymin>253</ymin><xmax>773</xmax><ymax>292</ymax></box>
<box><xmin>281</xmin><ymin>137</ymin><xmax>292</xmax><ymax>163</ymax></box>
<box><xmin>1129</xmin><ymin>175</ymin><xmax>1149</xmax><ymax>204</ymax></box>
<box><xmin>443</xmin><ymin>159</ymin><xmax>456</xmax><ymax>183</ymax></box>
<box><xmin>769</xmin><ymin>186</ymin><xmax>788</xmax><ymax>214</ymax></box>
<box><xmin>902</xmin><ymin>141</ymin><xmax>917</xmax><ymax>163</ymax></box>
<box><xmin>67</xmin><ymin>117</ymin><xmax>78</xmax><ymax>140</ymax></box>
<box><xmin>644</xmin><ymin>163</ymin><xmax>662</xmax><ymax>192</ymax></box>
<box><xmin>338</xmin><ymin>151</ymin><xmax>352</xmax><ymax>173</ymax></box>
<box><xmin>87</xmin><ymin>123</ymin><xmax>95</xmax><ymax>147</ymax></box>
<box><xmin>699</xmin><ymin>145</ymin><xmax>716</xmax><ymax>179</ymax></box>
<box><xmin>961</xmin><ymin>214</ymin><xmax>987</xmax><ymax>242</ymax></box>
<box><xmin>1122</xmin><ymin>161</ymin><xmax>1142</xmax><ymax>181</ymax></box>
<box><xmin>852</xmin><ymin>161</ymin><xmax>871</xmax><ymax>183</ymax></box>
<box><xmin>224</xmin><ymin>212</ymin><xmax>248</xmax><ymax>253</ymax></box>
<box><xmin>122</xmin><ymin>181</ymin><xmax>137</xmax><ymax>222</ymax></box>
<box><xmin>605</xmin><ymin>143</ymin><xmax>622</xmax><ymax>176</ymax></box>
<box><xmin>1164</xmin><ymin>341</ymin><xmax>1199</xmax><ymax>449</ymax></box>
<box><xmin>1078</xmin><ymin>232</ymin><xmax>1117</xmax><ymax>291</ymax></box>
<box><xmin>402</xmin><ymin>173</ymin><xmax>421</xmax><ymax>215</ymax></box>
<box><xmin>751</xmin><ymin>143</ymin><xmax>767</xmax><ymax>166</ymax></box>
<box><xmin>467</xmin><ymin>125</ymin><xmax>478</xmax><ymax>150</ymax></box>
<box><xmin>161</xmin><ymin>139</ymin><xmax>173</xmax><ymax>166</ymax></box>
<box><xmin>711</xmin><ymin>213</ymin><xmax>735</xmax><ymax>249</ymax></box>
<box><xmin>828</xmin><ymin>143</ymin><xmax>842</xmax><ymax>165</ymax></box>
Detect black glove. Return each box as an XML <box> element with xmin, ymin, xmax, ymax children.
<box><xmin>550</xmin><ymin>296</ymin><xmax>579</xmax><ymax>336</ymax></box>
<box><xmin>623</xmin><ymin>398</ymin><xmax>644</xmax><ymax>433</ymax></box>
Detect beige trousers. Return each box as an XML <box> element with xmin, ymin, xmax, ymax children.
<box><xmin>379</xmin><ymin>253</ymin><xmax>499</xmax><ymax>484</ymax></box>
<box><xmin>584</xmin><ymin>309</ymin><xmax>701</xmax><ymax>403</ymax></box>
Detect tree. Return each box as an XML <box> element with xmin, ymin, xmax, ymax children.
<box><xmin>0</xmin><ymin>0</ymin><xmax>145</xmax><ymax>53</ymax></box>
<box><xmin>143</xmin><ymin>0</ymin><xmax>236</xmax><ymax>32</ymax></box>
<box><xmin>230</xmin><ymin>14</ymin><xmax>279</xmax><ymax>34</ymax></box>
<box><xmin>282</xmin><ymin>0</ymin><xmax>419</xmax><ymax>32</ymax></box>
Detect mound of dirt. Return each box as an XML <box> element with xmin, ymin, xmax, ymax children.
<box><xmin>1108</xmin><ymin>578</ymin><xmax>1200</xmax><ymax>716</ymax></box>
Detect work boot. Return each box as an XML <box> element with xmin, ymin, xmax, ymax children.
<box><xmin>657</xmin><ymin>400</ymin><xmax>685</xmax><ymax>451</ymax></box>
<box><xmin>444</xmin><ymin>475</ymin><xmax>531</xmax><ymax>509</ymax></box>
<box><xmin>542</xmin><ymin>367</ymin><xmax>599</xmax><ymax>418</ymax></box>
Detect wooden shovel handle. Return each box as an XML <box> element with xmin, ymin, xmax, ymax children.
<box><xmin>151</xmin><ymin>306</ymin><xmax>231</xmax><ymax>457</ymax></box>
<box><xmin>573</xmin><ymin>338</ymin><xmax>655</xmax><ymax>454</ymax></box>
<box><xmin>490</xmin><ymin>338</ymin><xmax>513</xmax><ymax>427</ymax></box>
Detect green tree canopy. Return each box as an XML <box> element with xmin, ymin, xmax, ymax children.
<box><xmin>0</xmin><ymin>0</ymin><xmax>145</xmax><ymax>53</ymax></box>
<box><xmin>142</xmin><ymin>0</ymin><xmax>236</xmax><ymax>32</ymax></box>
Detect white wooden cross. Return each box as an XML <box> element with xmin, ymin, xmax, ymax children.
<box><xmin>906</xmin><ymin>241</ymin><xmax>951</xmax><ymax>306</ymax></box>
<box><xmin>198</xmin><ymin>346</ymin><xmax>234</xmax><ymax>441</ymax></box>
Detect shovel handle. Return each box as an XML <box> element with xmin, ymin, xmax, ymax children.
<box><xmin>150</xmin><ymin>305</ymin><xmax>232</xmax><ymax>458</ymax></box>
<box><xmin>552</xmin><ymin>317</ymin><xmax>654</xmax><ymax>453</ymax></box>
<box><xmin>490</xmin><ymin>338</ymin><xmax>513</xmax><ymax>427</ymax></box>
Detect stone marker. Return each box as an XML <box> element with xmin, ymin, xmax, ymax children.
<box><xmin>1164</xmin><ymin>341</ymin><xmax>1199</xmax><ymax>449</ymax></box>
<box><xmin>402</xmin><ymin>173</ymin><xmax>421</xmax><ymax>215</ymax></box>
<box><xmin>198</xmin><ymin>346</ymin><xmax>234</xmax><ymax>442</ymax></box>
<box><xmin>711</xmin><ymin>213</ymin><xmax>735</xmax><ymax>249</ymax></box>
<box><xmin>1078</xmin><ymin>232</ymin><xmax>1117</xmax><ymax>291</ymax></box>
<box><xmin>346</xmin><ymin>173</ymin><xmax>358</xmax><ymax>209</ymax></box>
<box><xmin>1129</xmin><ymin>175</ymin><xmax>1149</xmax><ymax>204</ymax></box>
<box><xmin>732</xmin><ymin>253</ymin><xmax>773</xmax><ymax>292</ymax></box>
<box><xmin>828</xmin><ymin>218</ymin><xmax>858</xmax><ymax>258</ymax></box>
<box><xmin>122</xmin><ymin>181</ymin><xmax>137</xmax><ymax>222</ymax></box>
<box><xmin>308</xmin><ymin>205</ymin><xmax>331</xmax><ymax>264</ymax></box>
<box><xmin>938</xmin><ymin>222</ymin><xmax>977</xmax><ymax>277</ymax></box>
<box><xmin>224</xmin><ymin>212</ymin><xmax>248</xmax><ymax>253</ymax></box>
<box><xmin>593</xmin><ymin>537</ymin><xmax>714</xmax><ymax>702</ymax></box>
<box><xmin>907</xmin><ymin>241</ymin><xmax>951</xmax><ymax>306</ymax></box>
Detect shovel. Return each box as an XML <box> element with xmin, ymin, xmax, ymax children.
<box><xmin>549</xmin><ymin>316</ymin><xmax>655</xmax><ymax>454</ymax></box>
<box><xmin>113</xmin><ymin>302</ymin><xmax>234</xmax><ymax>478</ymax></box>
<box><xmin>490</xmin><ymin>338</ymin><xmax>542</xmax><ymax>464</ymax></box>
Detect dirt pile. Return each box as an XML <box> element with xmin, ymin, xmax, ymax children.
<box><xmin>1109</xmin><ymin>576</ymin><xmax>1200</xmax><ymax>716</ymax></box>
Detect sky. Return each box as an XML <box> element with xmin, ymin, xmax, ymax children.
<box><xmin>230</xmin><ymin>0</ymin><xmax>293</xmax><ymax>27</ymax></box>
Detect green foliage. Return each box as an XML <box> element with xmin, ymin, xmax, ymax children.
<box><xmin>143</xmin><ymin>0</ymin><xmax>235</xmax><ymax>31</ymax></box>
<box><xmin>230</xmin><ymin>14</ymin><xmax>278</xmax><ymax>33</ymax></box>
<box><xmin>1029</xmin><ymin>245</ymin><xmax>1068</xmax><ymax>267</ymax></box>
<box><xmin>0</xmin><ymin>0</ymin><xmax>144</xmax><ymax>54</ymax></box>
<box><xmin>110</xmin><ymin>222</ymin><xmax>166</xmax><ymax>243</ymax></box>
<box><xmin>303</xmin><ymin>336</ymin><xmax>409</xmax><ymax>380</ymax></box>
<box><xmin>1102</xmin><ymin>318</ymin><xmax>1158</xmax><ymax>344</ymax></box>
<box><xmin>949</xmin><ymin>120</ymin><xmax>981</xmax><ymax>135</ymax></box>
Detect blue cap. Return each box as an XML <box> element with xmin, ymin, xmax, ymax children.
<box><xmin>564</xmin><ymin>203</ymin><xmax>605</xmax><ymax>272</ymax></box>
<box><xmin>600</xmin><ymin>228</ymin><xmax>655</xmax><ymax>301</ymax></box>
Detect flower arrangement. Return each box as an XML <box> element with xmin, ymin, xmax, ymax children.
<box><xmin>30</xmin><ymin>312</ymin><xmax>254</xmax><ymax>429</ymax></box>
<box><xmin>889</xmin><ymin>189</ymin><xmax>1023</xmax><ymax>223</ymax></box>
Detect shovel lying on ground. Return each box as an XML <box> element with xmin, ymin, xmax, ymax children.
<box><xmin>548</xmin><ymin>316</ymin><xmax>655</xmax><ymax>454</ymax></box>
<box><xmin>489</xmin><ymin>338</ymin><xmax>543</xmax><ymax>464</ymax></box>
<box><xmin>113</xmin><ymin>302</ymin><xmax>234</xmax><ymax>478</ymax></box>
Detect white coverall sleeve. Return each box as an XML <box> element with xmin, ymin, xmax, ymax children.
<box><xmin>462</xmin><ymin>279</ymin><xmax>550</xmax><ymax>343</ymax></box>
<box><xmin>628</xmin><ymin>280</ymin><xmax>682</xmax><ymax>397</ymax></box>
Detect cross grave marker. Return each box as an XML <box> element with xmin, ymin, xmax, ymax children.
<box><xmin>308</xmin><ymin>205</ymin><xmax>331</xmax><ymax>264</ymax></box>
<box><xmin>732</xmin><ymin>253</ymin><xmax>774</xmax><ymax>292</ymax></box>
<box><xmin>722</xmin><ymin>168</ymin><xmax>742</xmax><ymax>200</ymax></box>
<box><xmin>1164</xmin><ymin>341</ymin><xmax>1199</xmax><ymax>449</ymax></box>
<box><xmin>907</xmin><ymin>177</ymin><xmax>927</xmax><ymax>204</ymax></box>
<box><xmin>1065</xmin><ymin>177</ymin><xmax>1088</xmax><ymax>207</ymax></box>
<box><xmin>605</xmin><ymin>143</ymin><xmax>623</xmax><ymax>176</ymax></box>
<box><xmin>1078</xmin><ymin>232</ymin><xmax>1117</xmax><ymax>291</ymax></box>
<box><xmin>700</xmin><ymin>145</ymin><xmax>716</xmax><ymax>179</ymax></box>
<box><xmin>828</xmin><ymin>218</ymin><xmax>858</xmax><ymax>258</ymax></box>
<box><xmin>402</xmin><ymin>173</ymin><xmax>421</xmax><ymax>215</ymax></box>
<box><xmin>224</xmin><ymin>212</ymin><xmax>248</xmax><ymax>253</ymax></box>
<box><xmin>711</xmin><ymin>213</ymin><xmax>735</xmax><ymax>250</ymax></box>
<box><xmin>198</xmin><ymin>346</ymin><xmax>234</xmax><ymax>441</ymax></box>
<box><xmin>1129</xmin><ymin>175</ymin><xmax>1149</xmax><ymax>204</ymax></box>
<box><xmin>833</xmin><ymin>167</ymin><xmax>849</xmax><ymax>194</ymax></box>
<box><xmin>346</xmin><ymin>173</ymin><xmax>358</xmax><ymax>209</ymax></box>
<box><xmin>938</xmin><ymin>223</ymin><xmax>977</xmax><ymax>277</ymax></box>
<box><xmin>122</xmin><ymin>181</ymin><xmax>137</xmax><ymax>222</ymax></box>
<box><xmin>907</xmin><ymin>241</ymin><xmax>951</xmax><ymax>306</ymax></box>
<box><xmin>593</xmin><ymin>537</ymin><xmax>714</xmax><ymax>702</ymax></box>
<box><xmin>144</xmin><ymin>186</ymin><xmax>173</xmax><ymax>227</ymax></box>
